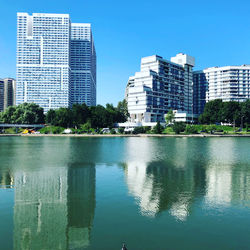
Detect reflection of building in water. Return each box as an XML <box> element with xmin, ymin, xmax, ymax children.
<box><xmin>13</xmin><ymin>165</ymin><xmax>95</xmax><ymax>250</ymax></box>
<box><xmin>205</xmin><ymin>138</ymin><xmax>235</xmax><ymax>206</ymax></box>
<box><xmin>124</xmin><ymin>161</ymin><xmax>160</xmax><ymax>217</ymax></box>
<box><xmin>205</xmin><ymin>167</ymin><xmax>232</xmax><ymax>206</ymax></box>
<box><xmin>124</xmin><ymin>160</ymin><xmax>206</xmax><ymax>220</ymax></box>
<box><xmin>67</xmin><ymin>166</ymin><xmax>95</xmax><ymax>249</ymax></box>
<box><xmin>205</xmin><ymin>138</ymin><xmax>250</xmax><ymax>207</ymax></box>
<box><xmin>123</xmin><ymin>137</ymin><xmax>206</xmax><ymax>220</ymax></box>
<box><xmin>0</xmin><ymin>171</ymin><xmax>14</xmax><ymax>188</ymax></box>
<box><xmin>232</xmin><ymin>167</ymin><xmax>250</xmax><ymax>207</ymax></box>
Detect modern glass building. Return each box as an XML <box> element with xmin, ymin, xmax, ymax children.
<box><xmin>193</xmin><ymin>71</ymin><xmax>207</xmax><ymax>115</ymax></box>
<box><xmin>125</xmin><ymin>53</ymin><xmax>195</xmax><ymax>123</ymax></box>
<box><xmin>193</xmin><ymin>65</ymin><xmax>250</xmax><ymax>115</ymax></box>
<box><xmin>16</xmin><ymin>13</ymin><xmax>96</xmax><ymax>112</ymax></box>
<box><xmin>70</xmin><ymin>23</ymin><xmax>96</xmax><ymax>106</ymax></box>
<box><xmin>0</xmin><ymin>78</ymin><xmax>16</xmax><ymax>112</ymax></box>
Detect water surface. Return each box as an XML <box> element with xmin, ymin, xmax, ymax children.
<box><xmin>0</xmin><ymin>137</ymin><xmax>250</xmax><ymax>250</ymax></box>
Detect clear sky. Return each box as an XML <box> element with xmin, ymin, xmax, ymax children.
<box><xmin>1</xmin><ymin>0</ymin><xmax>250</xmax><ymax>106</ymax></box>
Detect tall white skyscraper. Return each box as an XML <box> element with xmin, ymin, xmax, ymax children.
<box><xmin>16</xmin><ymin>13</ymin><xmax>96</xmax><ymax>112</ymax></box>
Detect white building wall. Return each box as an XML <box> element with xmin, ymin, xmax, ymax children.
<box><xmin>126</xmin><ymin>54</ymin><xmax>194</xmax><ymax>123</ymax></box>
<box><xmin>16</xmin><ymin>13</ymin><xmax>71</xmax><ymax>112</ymax></box>
<box><xmin>204</xmin><ymin>66</ymin><xmax>250</xmax><ymax>102</ymax></box>
<box><xmin>16</xmin><ymin>13</ymin><xmax>96</xmax><ymax>112</ymax></box>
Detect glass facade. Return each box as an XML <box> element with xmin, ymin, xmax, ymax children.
<box><xmin>193</xmin><ymin>71</ymin><xmax>207</xmax><ymax>115</ymax></box>
<box><xmin>0</xmin><ymin>78</ymin><xmax>16</xmax><ymax>112</ymax></box>
<box><xmin>70</xmin><ymin>24</ymin><xmax>96</xmax><ymax>106</ymax></box>
<box><xmin>16</xmin><ymin>13</ymin><xmax>96</xmax><ymax>112</ymax></box>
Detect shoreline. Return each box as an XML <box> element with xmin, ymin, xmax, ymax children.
<box><xmin>1</xmin><ymin>133</ymin><xmax>250</xmax><ymax>137</ymax></box>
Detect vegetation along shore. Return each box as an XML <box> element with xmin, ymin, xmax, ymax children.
<box><xmin>0</xmin><ymin>99</ymin><xmax>250</xmax><ymax>136</ymax></box>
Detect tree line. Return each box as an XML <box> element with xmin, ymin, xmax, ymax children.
<box><xmin>199</xmin><ymin>99</ymin><xmax>250</xmax><ymax>126</ymax></box>
<box><xmin>1</xmin><ymin>99</ymin><xmax>249</xmax><ymax>129</ymax></box>
<box><xmin>0</xmin><ymin>100</ymin><xmax>129</xmax><ymax>128</ymax></box>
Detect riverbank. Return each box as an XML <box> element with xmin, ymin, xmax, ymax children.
<box><xmin>1</xmin><ymin>133</ymin><xmax>250</xmax><ymax>137</ymax></box>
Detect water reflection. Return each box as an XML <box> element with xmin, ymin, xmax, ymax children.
<box><xmin>123</xmin><ymin>137</ymin><xmax>250</xmax><ymax>219</ymax></box>
<box><xmin>5</xmin><ymin>163</ymin><xmax>95</xmax><ymax>250</ymax></box>
<box><xmin>0</xmin><ymin>170</ymin><xmax>14</xmax><ymax>188</ymax></box>
<box><xmin>205</xmin><ymin>138</ymin><xmax>250</xmax><ymax>208</ymax></box>
<box><xmin>0</xmin><ymin>137</ymin><xmax>250</xmax><ymax>249</ymax></box>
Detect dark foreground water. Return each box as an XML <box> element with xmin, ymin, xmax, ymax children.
<box><xmin>0</xmin><ymin>137</ymin><xmax>250</xmax><ymax>250</ymax></box>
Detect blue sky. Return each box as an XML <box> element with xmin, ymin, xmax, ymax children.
<box><xmin>1</xmin><ymin>0</ymin><xmax>250</xmax><ymax>105</ymax></box>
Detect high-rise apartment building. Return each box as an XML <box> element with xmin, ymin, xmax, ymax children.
<box><xmin>0</xmin><ymin>78</ymin><xmax>16</xmax><ymax>112</ymax></box>
<box><xmin>125</xmin><ymin>53</ymin><xmax>195</xmax><ymax>123</ymax></box>
<box><xmin>193</xmin><ymin>65</ymin><xmax>250</xmax><ymax>115</ymax></box>
<box><xmin>16</xmin><ymin>13</ymin><xmax>96</xmax><ymax>112</ymax></box>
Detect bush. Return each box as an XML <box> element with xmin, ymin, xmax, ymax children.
<box><xmin>185</xmin><ymin>125</ymin><xmax>198</xmax><ymax>134</ymax></box>
<box><xmin>110</xmin><ymin>128</ymin><xmax>116</xmax><ymax>134</ymax></box>
<box><xmin>200</xmin><ymin>125</ymin><xmax>208</xmax><ymax>133</ymax></box>
<box><xmin>152</xmin><ymin>121</ymin><xmax>164</xmax><ymax>134</ymax></box>
<box><xmin>143</xmin><ymin>126</ymin><xmax>151</xmax><ymax>133</ymax></box>
<box><xmin>118</xmin><ymin>127</ymin><xmax>125</xmax><ymax>134</ymax></box>
<box><xmin>172</xmin><ymin>122</ymin><xmax>186</xmax><ymax>134</ymax></box>
<box><xmin>39</xmin><ymin>126</ymin><xmax>64</xmax><ymax>134</ymax></box>
<box><xmin>133</xmin><ymin>126</ymin><xmax>145</xmax><ymax>134</ymax></box>
<box><xmin>163</xmin><ymin>126</ymin><xmax>174</xmax><ymax>134</ymax></box>
<box><xmin>246</xmin><ymin>123</ymin><xmax>250</xmax><ymax>132</ymax></box>
<box><xmin>53</xmin><ymin>127</ymin><xmax>64</xmax><ymax>134</ymax></box>
<box><xmin>81</xmin><ymin>121</ymin><xmax>92</xmax><ymax>132</ymax></box>
<box><xmin>3</xmin><ymin>128</ymin><xmax>18</xmax><ymax>134</ymax></box>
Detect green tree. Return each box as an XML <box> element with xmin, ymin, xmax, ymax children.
<box><xmin>81</xmin><ymin>120</ymin><xmax>92</xmax><ymax>133</ymax></box>
<box><xmin>45</xmin><ymin>109</ymin><xmax>56</xmax><ymax>124</ymax></box>
<box><xmin>0</xmin><ymin>103</ymin><xmax>44</xmax><ymax>124</ymax></box>
<box><xmin>221</xmin><ymin>101</ymin><xmax>241</xmax><ymax>125</ymax></box>
<box><xmin>199</xmin><ymin>99</ymin><xmax>223</xmax><ymax>124</ymax></box>
<box><xmin>240</xmin><ymin>99</ymin><xmax>250</xmax><ymax>125</ymax></box>
<box><xmin>172</xmin><ymin>122</ymin><xmax>186</xmax><ymax>134</ymax></box>
<box><xmin>117</xmin><ymin>99</ymin><xmax>129</xmax><ymax>121</ymax></box>
<box><xmin>71</xmin><ymin>103</ymin><xmax>90</xmax><ymax>127</ymax></box>
<box><xmin>53</xmin><ymin>108</ymin><xmax>73</xmax><ymax>128</ymax></box>
<box><xmin>165</xmin><ymin>109</ymin><xmax>175</xmax><ymax>125</ymax></box>
<box><xmin>152</xmin><ymin>121</ymin><xmax>164</xmax><ymax>134</ymax></box>
<box><xmin>90</xmin><ymin>105</ymin><xmax>108</xmax><ymax>128</ymax></box>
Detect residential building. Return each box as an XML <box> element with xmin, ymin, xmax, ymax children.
<box><xmin>16</xmin><ymin>13</ymin><xmax>96</xmax><ymax>112</ymax></box>
<box><xmin>0</xmin><ymin>78</ymin><xmax>16</xmax><ymax>112</ymax></box>
<box><xmin>193</xmin><ymin>65</ymin><xmax>250</xmax><ymax>115</ymax></box>
<box><xmin>125</xmin><ymin>53</ymin><xmax>195</xmax><ymax>124</ymax></box>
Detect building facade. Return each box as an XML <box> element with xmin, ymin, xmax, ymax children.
<box><xmin>70</xmin><ymin>23</ymin><xmax>96</xmax><ymax>106</ymax></box>
<box><xmin>125</xmin><ymin>53</ymin><xmax>195</xmax><ymax>123</ymax></box>
<box><xmin>16</xmin><ymin>13</ymin><xmax>96</xmax><ymax>112</ymax></box>
<box><xmin>193</xmin><ymin>71</ymin><xmax>207</xmax><ymax>115</ymax></box>
<box><xmin>0</xmin><ymin>78</ymin><xmax>16</xmax><ymax>112</ymax></box>
<box><xmin>193</xmin><ymin>65</ymin><xmax>250</xmax><ymax>115</ymax></box>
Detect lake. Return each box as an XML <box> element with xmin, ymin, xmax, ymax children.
<box><xmin>0</xmin><ymin>136</ymin><xmax>250</xmax><ymax>250</ymax></box>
